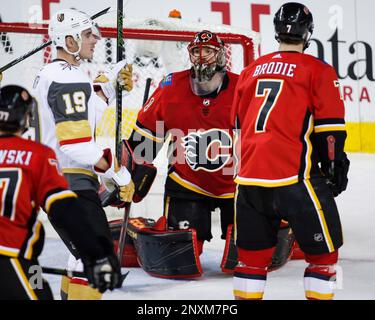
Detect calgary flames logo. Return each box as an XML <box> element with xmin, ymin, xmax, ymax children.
<box><xmin>181</xmin><ymin>129</ymin><xmax>232</xmax><ymax>172</ymax></box>
<box><xmin>199</xmin><ymin>31</ymin><xmax>213</xmax><ymax>42</ymax></box>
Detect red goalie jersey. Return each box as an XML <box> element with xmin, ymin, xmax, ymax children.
<box><xmin>231</xmin><ymin>51</ymin><xmax>346</xmax><ymax>187</ymax></box>
<box><xmin>0</xmin><ymin>136</ymin><xmax>76</xmax><ymax>259</ymax></box>
<box><xmin>134</xmin><ymin>70</ymin><xmax>239</xmax><ymax>198</ymax></box>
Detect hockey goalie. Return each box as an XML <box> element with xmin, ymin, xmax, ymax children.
<box><xmin>103</xmin><ymin>28</ymin><xmax>301</xmax><ymax>279</ymax></box>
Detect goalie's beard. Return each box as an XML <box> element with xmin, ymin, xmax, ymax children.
<box><xmin>189</xmin><ymin>68</ymin><xmax>226</xmax><ymax>96</ymax></box>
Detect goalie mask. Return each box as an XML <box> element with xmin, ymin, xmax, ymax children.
<box><xmin>49</xmin><ymin>8</ymin><xmax>101</xmax><ymax>59</ymax></box>
<box><xmin>0</xmin><ymin>85</ymin><xmax>35</xmax><ymax>133</ymax></box>
<box><xmin>274</xmin><ymin>2</ymin><xmax>314</xmax><ymax>50</ymax></box>
<box><xmin>188</xmin><ymin>30</ymin><xmax>226</xmax><ymax>96</ymax></box>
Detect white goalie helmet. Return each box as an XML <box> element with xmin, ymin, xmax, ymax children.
<box><xmin>48</xmin><ymin>8</ymin><xmax>101</xmax><ymax>56</ymax></box>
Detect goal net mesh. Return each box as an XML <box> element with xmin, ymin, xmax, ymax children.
<box><xmin>0</xmin><ymin>16</ymin><xmax>258</xmax><ymax>218</ymax></box>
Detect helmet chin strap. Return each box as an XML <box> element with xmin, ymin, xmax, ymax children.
<box><xmin>190</xmin><ymin>70</ymin><xmax>225</xmax><ymax>96</ymax></box>
<box><xmin>63</xmin><ymin>36</ymin><xmax>83</xmax><ymax>62</ymax></box>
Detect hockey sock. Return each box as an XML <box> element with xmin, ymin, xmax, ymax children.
<box><xmin>68</xmin><ymin>277</ymin><xmax>102</xmax><ymax>300</ymax></box>
<box><xmin>60</xmin><ymin>275</ymin><xmax>71</xmax><ymax>300</ymax></box>
<box><xmin>304</xmin><ymin>251</ymin><xmax>338</xmax><ymax>300</ymax></box>
<box><xmin>233</xmin><ymin>247</ymin><xmax>274</xmax><ymax>300</ymax></box>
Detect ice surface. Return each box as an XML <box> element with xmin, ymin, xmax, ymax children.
<box><xmin>39</xmin><ymin>153</ymin><xmax>375</xmax><ymax>300</ymax></box>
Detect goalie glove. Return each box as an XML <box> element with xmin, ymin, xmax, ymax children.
<box><xmin>93</xmin><ymin>61</ymin><xmax>133</xmax><ymax>104</ymax></box>
<box><xmin>94</xmin><ymin>149</ymin><xmax>135</xmax><ymax>202</ymax></box>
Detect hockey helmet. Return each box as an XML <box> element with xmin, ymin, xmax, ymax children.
<box><xmin>274</xmin><ymin>2</ymin><xmax>314</xmax><ymax>50</ymax></box>
<box><xmin>0</xmin><ymin>85</ymin><xmax>35</xmax><ymax>133</ymax></box>
<box><xmin>188</xmin><ymin>30</ymin><xmax>226</xmax><ymax>82</ymax></box>
<box><xmin>48</xmin><ymin>8</ymin><xmax>101</xmax><ymax>55</ymax></box>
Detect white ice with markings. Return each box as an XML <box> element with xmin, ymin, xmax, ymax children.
<box><xmin>39</xmin><ymin>153</ymin><xmax>375</xmax><ymax>300</ymax></box>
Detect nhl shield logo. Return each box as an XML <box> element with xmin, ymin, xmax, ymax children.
<box><xmin>314</xmin><ymin>233</ymin><xmax>324</xmax><ymax>242</ymax></box>
<box><xmin>57</xmin><ymin>13</ymin><xmax>65</xmax><ymax>22</ymax></box>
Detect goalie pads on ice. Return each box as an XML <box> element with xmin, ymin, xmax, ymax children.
<box><xmin>108</xmin><ymin>219</ymin><xmax>139</xmax><ymax>267</ymax></box>
<box><xmin>126</xmin><ymin>217</ymin><xmax>203</xmax><ymax>279</ymax></box>
<box><xmin>268</xmin><ymin>224</ymin><xmax>295</xmax><ymax>272</ymax></box>
<box><xmin>221</xmin><ymin>224</ymin><xmax>238</xmax><ymax>272</ymax></box>
<box><xmin>99</xmin><ymin>139</ymin><xmax>157</xmax><ymax>207</ymax></box>
<box><xmin>220</xmin><ymin>224</ymin><xmax>296</xmax><ymax>273</ymax></box>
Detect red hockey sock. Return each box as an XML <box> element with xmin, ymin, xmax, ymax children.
<box><xmin>304</xmin><ymin>251</ymin><xmax>338</xmax><ymax>300</ymax></box>
<box><xmin>233</xmin><ymin>247</ymin><xmax>274</xmax><ymax>300</ymax></box>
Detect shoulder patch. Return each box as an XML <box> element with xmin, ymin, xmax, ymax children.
<box><xmin>160</xmin><ymin>73</ymin><xmax>173</xmax><ymax>88</ymax></box>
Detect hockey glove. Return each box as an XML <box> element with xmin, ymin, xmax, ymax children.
<box><xmin>321</xmin><ymin>155</ymin><xmax>350</xmax><ymax>197</ymax></box>
<box><xmin>93</xmin><ymin>61</ymin><xmax>133</xmax><ymax>104</ymax></box>
<box><xmin>94</xmin><ymin>149</ymin><xmax>135</xmax><ymax>202</ymax></box>
<box><xmin>84</xmin><ymin>254</ymin><xmax>122</xmax><ymax>293</ymax></box>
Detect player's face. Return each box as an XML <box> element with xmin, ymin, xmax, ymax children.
<box><xmin>190</xmin><ymin>46</ymin><xmax>217</xmax><ymax>65</ymax></box>
<box><xmin>80</xmin><ymin>28</ymin><xmax>100</xmax><ymax>60</ymax></box>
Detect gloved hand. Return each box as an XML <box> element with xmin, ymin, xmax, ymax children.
<box><xmin>84</xmin><ymin>254</ymin><xmax>122</xmax><ymax>293</ymax></box>
<box><xmin>94</xmin><ymin>61</ymin><xmax>133</xmax><ymax>104</ymax></box>
<box><xmin>94</xmin><ymin>149</ymin><xmax>135</xmax><ymax>202</ymax></box>
<box><xmin>321</xmin><ymin>156</ymin><xmax>350</xmax><ymax>197</ymax></box>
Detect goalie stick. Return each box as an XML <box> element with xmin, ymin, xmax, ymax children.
<box><xmin>143</xmin><ymin>78</ymin><xmax>152</xmax><ymax>105</ymax></box>
<box><xmin>117</xmin><ymin>80</ymin><xmax>153</xmax><ymax>262</ymax></box>
<box><xmin>0</xmin><ymin>7</ymin><xmax>111</xmax><ymax>73</ymax></box>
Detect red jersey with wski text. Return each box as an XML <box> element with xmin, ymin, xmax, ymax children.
<box><xmin>231</xmin><ymin>51</ymin><xmax>346</xmax><ymax>187</ymax></box>
<box><xmin>135</xmin><ymin>70</ymin><xmax>239</xmax><ymax>198</ymax></box>
<box><xmin>0</xmin><ymin>135</ymin><xmax>75</xmax><ymax>259</ymax></box>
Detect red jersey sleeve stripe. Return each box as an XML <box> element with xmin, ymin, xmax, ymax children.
<box><xmin>133</xmin><ymin>123</ymin><xmax>164</xmax><ymax>143</ymax></box>
<box><xmin>59</xmin><ymin>137</ymin><xmax>92</xmax><ymax>146</ymax></box>
<box><xmin>314</xmin><ymin>125</ymin><xmax>346</xmax><ymax>133</ymax></box>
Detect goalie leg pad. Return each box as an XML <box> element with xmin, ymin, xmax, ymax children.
<box><xmin>127</xmin><ymin>217</ymin><xmax>203</xmax><ymax>278</ymax></box>
<box><xmin>109</xmin><ymin>219</ymin><xmax>139</xmax><ymax>267</ymax></box>
<box><xmin>221</xmin><ymin>224</ymin><xmax>238</xmax><ymax>273</ymax></box>
<box><xmin>221</xmin><ymin>224</ymin><xmax>295</xmax><ymax>273</ymax></box>
<box><xmin>268</xmin><ymin>224</ymin><xmax>295</xmax><ymax>272</ymax></box>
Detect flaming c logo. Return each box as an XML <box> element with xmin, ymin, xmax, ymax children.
<box><xmin>181</xmin><ymin>129</ymin><xmax>232</xmax><ymax>172</ymax></box>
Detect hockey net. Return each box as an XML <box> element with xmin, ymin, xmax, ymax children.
<box><xmin>0</xmin><ymin>17</ymin><xmax>258</xmax><ymax>219</ymax></box>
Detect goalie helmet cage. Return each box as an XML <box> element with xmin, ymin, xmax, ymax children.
<box><xmin>0</xmin><ymin>19</ymin><xmax>258</xmax><ymax>218</ymax></box>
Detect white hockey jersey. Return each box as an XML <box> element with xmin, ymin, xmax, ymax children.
<box><xmin>33</xmin><ymin>60</ymin><xmax>107</xmax><ymax>190</ymax></box>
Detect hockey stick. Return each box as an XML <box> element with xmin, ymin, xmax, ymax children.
<box><xmin>117</xmin><ymin>78</ymin><xmax>153</xmax><ymax>262</ymax></box>
<box><xmin>0</xmin><ymin>7</ymin><xmax>111</xmax><ymax>73</ymax></box>
<box><xmin>115</xmin><ymin>0</ymin><xmax>124</xmax><ymax>163</ymax></box>
<box><xmin>143</xmin><ymin>78</ymin><xmax>152</xmax><ymax>105</ymax></box>
<box><xmin>42</xmin><ymin>267</ymin><xmax>129</xmax><ymax>284</ymax></box>
<box><xmin>115</xmin><ymin>0</ymin><xmax>129</xmax><ymax>264</ymax></box>
<box><xmin>327</xmin><ymin>135</ymin><xmax>336</xmax><ymax>177</ymax></box>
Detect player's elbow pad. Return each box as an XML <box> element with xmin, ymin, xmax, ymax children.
<box><xmin>48</xmin><ymin>197</ymin><xmax>113</xmax><ymax>260</ymax></box>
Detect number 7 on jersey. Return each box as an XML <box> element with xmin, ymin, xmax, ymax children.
<box><xmin>255</xmin><ymin>79</ymin><xmax>284</xmax><ymax>133</ymax></box>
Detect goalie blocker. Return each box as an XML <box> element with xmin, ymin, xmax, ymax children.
<box><xmin>99</xmin><ymin>139</ymin><xmax>157</xmax><ymax>207</ymax></box>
